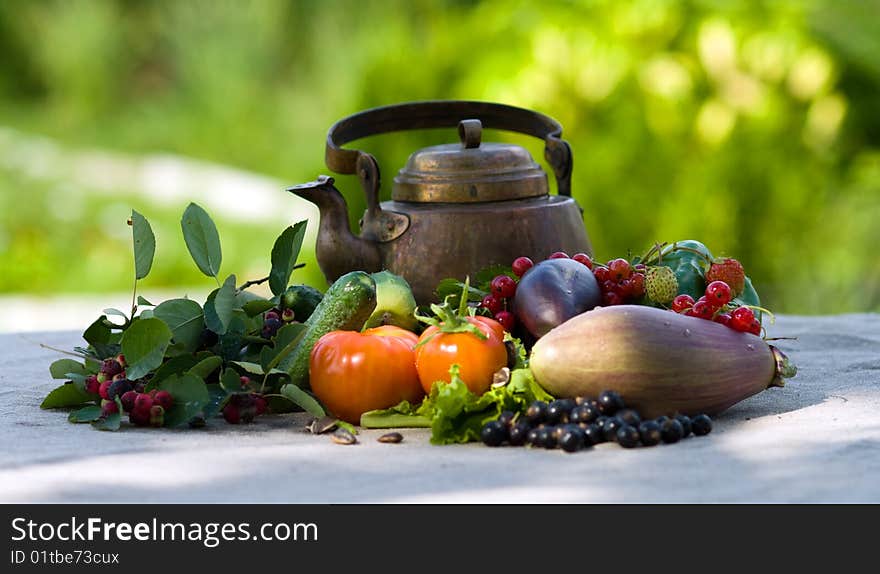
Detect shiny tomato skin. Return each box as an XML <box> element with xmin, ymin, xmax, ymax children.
<box><xmin>415</xmin><ymin>317</ymin><xmax>508</xmax><ymax>395</ymax></box>
<box><xmin>309</xmin><ymin>326</ymin><xmax>423</xmax><ymax>424</ymax></box>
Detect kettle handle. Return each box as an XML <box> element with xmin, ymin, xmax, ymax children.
<box><xmin>324</xmin><ymin>101</ymin><xmax>574</xmax><ymax>216</ymax></box>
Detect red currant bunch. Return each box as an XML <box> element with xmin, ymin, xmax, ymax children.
<box><xmin>593</xmin><ymin>258</ymin><xmax>646</xmax><ymax>306</ymax></box>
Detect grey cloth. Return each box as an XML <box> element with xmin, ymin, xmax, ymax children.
<box><xmin>1</xmin><ymin>314</ymin><xmax>878</xmax><ymax>503</ymax></box>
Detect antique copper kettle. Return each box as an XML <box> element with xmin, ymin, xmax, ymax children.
<box><xmin>288</xmin><ymin>101</ymin><xmax>592</xmax><ymax>302</ymax></box>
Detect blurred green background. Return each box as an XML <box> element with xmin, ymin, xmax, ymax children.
<box><xmin>1</xmin><ymin>0</ymin><xmax>878</xmax><ymax>314</ymax></box>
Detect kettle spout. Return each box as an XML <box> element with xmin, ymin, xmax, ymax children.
<box><xmin>287</xmin><ymin>176</ymin><xmax>382</xmax><ymax>282</ymax></box>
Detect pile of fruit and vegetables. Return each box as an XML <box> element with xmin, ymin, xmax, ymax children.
<box><xmin>41</xmin><ymin>205</ymin><xmax>796</xmax><ymax>453</ymax></box>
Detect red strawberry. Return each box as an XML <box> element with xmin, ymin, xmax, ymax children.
<box><xmin>706</xmin><ymin>258</ymin><xmax>745</xmax><ymax>297</ymax></box>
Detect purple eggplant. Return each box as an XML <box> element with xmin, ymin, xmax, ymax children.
<box><xmin>512</xmin><ymin>258</ymin><xmax>602</xmax><ymax>339</ymax></box>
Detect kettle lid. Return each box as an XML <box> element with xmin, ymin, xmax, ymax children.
<box><xmin>392</xmin><ymin>119</ymin><xmax>548</xmax><ymax>203</ymax></box>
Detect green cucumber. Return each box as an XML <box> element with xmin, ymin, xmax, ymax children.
<box><xmin>280</xmin><ymin>271</ymin><xmax>377</xmax><ymax>389</ymax></box>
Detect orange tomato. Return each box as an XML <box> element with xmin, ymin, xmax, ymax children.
<box><xmin>309</xmin><ymin>325</ymin><xmax>423</xmax><ymax>424</ymax></box>
<box><xmin>415</xmin><ymin>316</ymin><xmax>508</xmax><ymax>395</ymax></box>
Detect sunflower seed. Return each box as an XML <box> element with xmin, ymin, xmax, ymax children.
<box><xmin>492</xmin><ymin>367</ymin><xmax>511</xmax><ymax>388</ymax></box>
<box><xmin>330</xmin><ymin>428</ymin><xmax>357</xmax><ymax>445</ymax></box>
<box><xmin>306</xmin><ymin>416</ymin><xmax>338</xmax><ymax>434</ymax></box>
<box><xmin>377</xmin><ymin>432</ymin><xmax>403</xmax><ymax>444</ymax></box>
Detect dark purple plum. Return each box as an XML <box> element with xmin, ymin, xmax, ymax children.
<box><xmin>512</xmin><ymin>258</ymin><xmax>602</xmax><ymax>339</ymax></box>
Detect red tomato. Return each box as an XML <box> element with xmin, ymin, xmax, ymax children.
<box><xmin>309</xmin><ymin>326</ymin><xmax>423</xmax><ymax>424</ymax></box>
<box><xmin>415</xmin><ymin>316</ymin><xmax>508</xmax><ymax>395</ymax></box>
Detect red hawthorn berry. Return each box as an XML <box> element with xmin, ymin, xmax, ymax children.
<box><xmin>253</xmin><ymin>395</ymin><xmax>267</xmax><ymax>416</ymax></box>
<box><xmin>714</xmin><ymin>313</ymin><xmax>733</xmax><ymax>327</ymax></box>
<box><xmin>607</xmin><ymin>258</ymin><xmax>632</xmax><ymax>281</ymax></box>
<box><xmin>153</xmin><ymin>390</ymin><xmax>174</xmax><ymax>410</ymax></box>
<box><xmin>705</xmin><ymin>280</ymin><xmax>733</xmax><ymax>307</ymax></box>
<box><xmin>85</xmin><ymin>375</ymin><xmax>100</xmax><ymax>395</ymax></box>
<box><xmin>672</xmin><ymin>294</ymin><xmax>695</xmax><ymax>313</ymax></box>
<box><xmin>730</xmin><ymin>306</ymin><xmax>755</xmax><ymax>332</ymax></box>
<box><xmin>490</xmin><ymin>275</ymin><xmax>517</xmax><ymax>299</ymax></box>
<box><xmin>120</xmin><ymin>390</ymin><xmax>138</xmax><ymax>412</ymax></box>
<box><xmin>602</xmin><ymin>291</ymin><xmax>623</xmax><ymax>306</ymax></box>
<box><xmin>480</xmin><ymin>294</ymin><xmax>503</xmax><ymax>315</ymax></box>
<box><xmin>134</xmin><ymin>393</ymin><xmax>154</xmax><ymax>413</ymax></box>
<box><xmin>511</xmin><ymin>256</ymin><xmax>534</xmax><ymax>277</ymax></box>
<box><xmin>691</xmin><ymin>299</ymin><xmax>714</xmax><ymax>319</ymax></box>
<box><xmin>494</xmin><ymin>310</ymin><xmax>516</xmax><ymax>332</ymax></box>
<box><xmin>223</xmin><ymin>404</ymin><xmax>241</xmax><ymax>424</ymax></box>
<box><xmin>571</xmin><ymin>253</ymin><xmax>593</xmax><ymax>269</ymax></box>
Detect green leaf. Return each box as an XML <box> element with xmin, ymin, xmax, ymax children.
<box><xmin>202</xmin><ymin>384</ymin><xmax>228</xmax><ymax>420</ymax></box>
<box><xmin>68</xmin><ymin>406</ymin><xmax>102</xmax><ymax>423</ymax></box>
<box><xmin>137</xmin><ymin>295</ymin><xmax>154</xmax><ymax>306</ymax></box>
<box><xmin>269</xmin><ymin>221</ymin><xmax>307</xmax><ymax>296</ymax></box>
<box><xmin>280</xmin><ymin>384</ymin><xmax>325</xmax><ymax>417</ymax></box>
<box><xmin>220</xmin><ymin>368</ymin><xmax>244</xmax><ymax>394</ymax></box>
<box><xmin>230</xmin><ymin>361</ymin><xmax>286</xmax><ymax>376</ymax></box>
<box><xmin>260</xmin><ymin>323</ymin><xmax>307</xmax><ymax>373</ymax></box>
<box><xmin>40</xmin><ymin>382</ymin><xmax>96</xmax><ymax>409</ymax></box>
<box><xmin>242</xmin><ymin>299</ymin><xmax>276</xmax><ymax>317</ymax></box>
<box><xmin>153</xmin><ymin>298</ymin><xmax>205</xmax><ymax>352</ymax></box>
<box><xmin>181</xmin><ymin>202</ymin><xmax>222</xmax><ymax>278</ymax></box>
<box><xmin>91</xmin><ymin>399</ymin><xmax>122</xmax><ymax>431</ymax></box>
<box><xmin>49</xmin><ymin>359</ymin><xmax>89</xmax><ymax>379</ymax></box>
<box><xmin>120</xmin><ymin>317</ymin><xmax>173</xmax><ymax>380</ymax></box>
<box><xmin>474</xmin><ymin>264</ymin><xmax>515</xmax><ymax>291</ymax></box>
<box><xmin>157</xmin><ymin>374</ymin><xmax>210</xmax><ymax>428</ymax></box>
<box><xmin>131</xmin><ymin>209</ymin><xmax>156</xmax><ymax>280</ymax></box>
<box><xmin>147</xmin><ymin>355</ymin><xmax>201</xmax><ymax>389</ymax></box>
<box><xmin>83</xmin><ymin>315</ymin><xmax>112</xmax><ymax>346</ymax></box>
<box><xmin>217</xmin><ymin>310</ymin><xmax>247</xmax><ymax>361</ymax></box>
<box><xmin>203</xmin><ymin>275</ymin><xmax>237</xmax><ymax>335</ymax></box>
<box><xmin>435</xmin><ymin>278</ymin><xmax>486</xmax><ymax>304</ymax></box>
<box><xmin>187</xmin><ymin>355</ymin><xmax>223</xmax><ymax>379</ymax></box>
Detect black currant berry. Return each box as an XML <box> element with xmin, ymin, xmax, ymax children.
<box><xmin>638</xmin><ymin>421</ymin><xmax>662</xmax><ymax>446</ymax></box>
<box><xmin>525</xmin><ymin>401</ymin><xmax>548</xmax><ymax>425</ymax></box>
<box><xmin>597</xmin><ymin>390</ymin><xmax>625</xmax><ymax>415</ymax></box>
<box><xmin>570</xmin><ymin>404</ymin><xmax>599</xmax><ymax>424</ymax></box>
<box><xmin>526</xmin><ymin>428</ymin><xmax>542</xmax><ymax>447</ymax></box>
<box><xmin>583</xmin><ymin>424</ymin><xmax>604</xmax><ymax>446</ymax></box>
<box><xmin>675</xmin><ymin>414</ymin><xmax>692</xmax><ymax>438</ymax></box>
<box><xmin>509</xmin><ymin>422</ymin><xmax>531</xmax><ymax>446</ymax></box>
<box><xmin>617</xmin><ymin>408</ymin><xmax>641</xmax><ymax>427</ymax></box>
<box><xmin>539</xmin><ymin>427</ymin><xmax>557</xmax><ymax>449</ymax></box>
<box><xmin>616</xmin><ymin>425</ymin><xmax>640</xmax><ymax>448</ymax></box>
<box><xmin>603</xmin><ymin>416</ymin><xmax>625</xmax><ymax>442</ymax></box>
<box><xmin>660</xmin><ymin>419</ymin><xmax>684</xmax><ymax>444</ymax></box>
<box><xmin>497</xmin><ymin>410</ymin><xmax>516</xmax><ymax>427</ymax></box>
<box><xmin>546</xmin><ymin>399</ymin><xmax>574</xmax><ymax>424</ymax></box>
<box><xmin>559</xmin><ymin>427</ymin><xmax>585</xmax><ymax>453</ymax></box>
<box><xmin>481</xmin><ymin>420</ymin><xmax>508</xmax><ymax>447</ymax></box>
<box><xmin>691</xmin><ymin>414</ymin><xmax>713</xmax><ymax>436</ymax></box>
